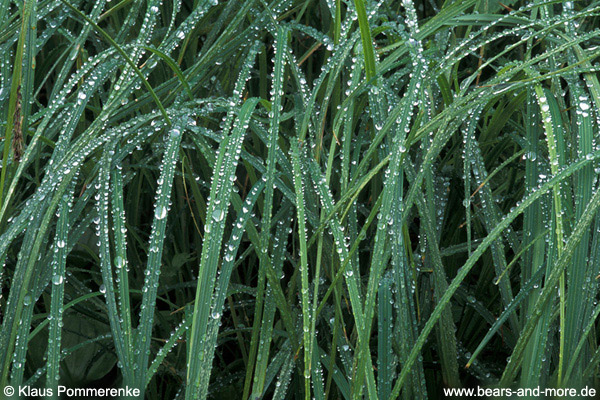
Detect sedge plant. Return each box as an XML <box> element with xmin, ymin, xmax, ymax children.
<box><xmin>1</xmin><ymin>0</ymin><xmax>600</xmax><ymax>399</ymax></box>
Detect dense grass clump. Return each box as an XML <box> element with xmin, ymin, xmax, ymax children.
<box><xmin>2</xmin><ymin>0</ymin><xmax>600</xmax><ymax>398</ymax></box>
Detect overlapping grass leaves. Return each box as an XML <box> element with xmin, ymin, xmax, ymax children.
<box><xmin>1</xmin><ymin>0</ymin><xmax>600</xmax><ymax>399</ymax></box>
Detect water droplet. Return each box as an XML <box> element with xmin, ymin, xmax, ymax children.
<box><xmin>52</xmin><ymin>275</ymin><xmax>63</xmax><ymax>285</ymax></box>
<box><xmin>155</xmin><ymin>206</ymin><xmax>167</xmax><ymax>220</ymax></box>
<box><xmin>114</xmin><ymin>256</ymin><xmax>125</xmax><ymax>268</ymax></box>
<box><xmin>212</xmin><ymin>208</ymin><xmax>225</xmax><ymax>222</ymax></box>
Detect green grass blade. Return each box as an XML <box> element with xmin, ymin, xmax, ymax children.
<box><xmin>45</xmin><ymin>184</ymin><xmax>74</xmax><ymax>391</ymax></box>
<box><xmin>186</xmin><ymin>97</ymin><xmax>260</xmax><ymax>399</ymax></box>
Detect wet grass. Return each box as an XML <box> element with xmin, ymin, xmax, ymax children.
<box><xmin>1</xmin><ymin>0</ymin><xmax>600</xmax><ymax>399</ymax></box>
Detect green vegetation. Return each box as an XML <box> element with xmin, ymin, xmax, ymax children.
<box><xmin>1</xmin><ymin>0</ymin><xmax>600</xmax><ymax>398</ymax></box>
